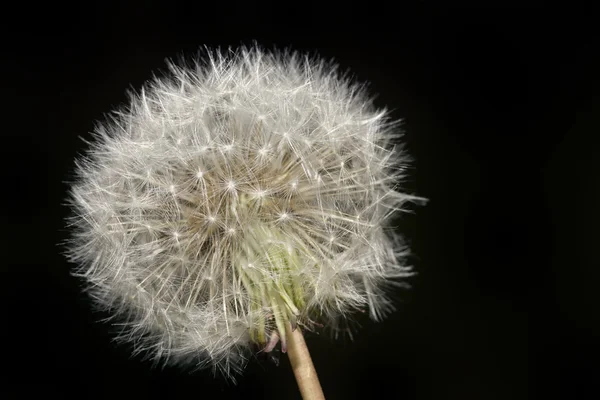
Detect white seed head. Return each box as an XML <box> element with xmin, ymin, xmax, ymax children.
<box><xmin>65</xmin><ymin>46</ymin><xmax>425</xmax><ymax>379</ymax></box>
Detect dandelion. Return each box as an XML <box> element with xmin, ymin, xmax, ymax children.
<box><xmin>65</xmin><ymin>45</ymin><xmax>425</xmax><ymax>398</ymax></box>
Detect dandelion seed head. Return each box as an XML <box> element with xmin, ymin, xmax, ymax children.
<box><xmin>65</xmin><ymin>45</ymin><xmax>424</xmax><ymax>379</ymax></box>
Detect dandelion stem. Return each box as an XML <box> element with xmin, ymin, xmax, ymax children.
<box><xmin>286</xmin><ymin>325</ymin><xmax>325</xmax><ymax>400</ymax></box>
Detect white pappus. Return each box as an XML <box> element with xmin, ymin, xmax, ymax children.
<box><xmin>64</xmin><ymin>45</ymin><xmax>425</xmax><ymax>379</ymax></box>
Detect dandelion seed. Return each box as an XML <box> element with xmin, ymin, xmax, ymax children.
<box><xmin>64</xmin><ymin>45</ymin><xmax>426</xmax><ymax>388</ymax></box>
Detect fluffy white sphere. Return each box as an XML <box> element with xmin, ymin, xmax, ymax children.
<box><xmin>66</xmin><ymin>46</ymin><xmax>423</xmax><ymax>377</ymax></box>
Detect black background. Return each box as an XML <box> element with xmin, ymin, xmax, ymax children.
<box><xmin>4</xmin><ymin>4</ymin><xmax>599</xmax><ymax>399</ymax></box>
